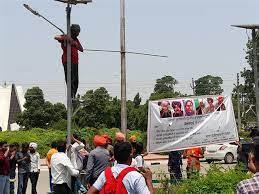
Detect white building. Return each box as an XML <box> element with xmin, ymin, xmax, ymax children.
<box><xmin>0</xmin><ymin>84</ymin><xmax>25</xmax><ymax>131</ymax></box>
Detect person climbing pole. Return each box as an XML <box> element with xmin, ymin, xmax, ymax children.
<box><xmin>55</xmin><ymin>24</ymin><xmax>84</xmax><ymax>98</ymax></box>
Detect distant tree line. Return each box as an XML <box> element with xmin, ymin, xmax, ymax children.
<box><xmin>16</xmin><ymin>74</ymin><xmax>224</xmax><ymax>130</ymax></box>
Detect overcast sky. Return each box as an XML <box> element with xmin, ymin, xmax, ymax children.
<box><xmin>1</xmin><ymin>0</ymin><xmax>259</xmax><ymax>103</ymax></box>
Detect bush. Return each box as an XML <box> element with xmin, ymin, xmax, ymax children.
<box><xmin>239</xmin><ymin>130</ymin><xmax>251</xmax><ymax>142</ymax></box>
<box><xmin>49</xmin><ymin>119</ymin><xmax>67</xmax><ymax>131</ymax></box>
<box><xmin>0</xmin><ymin>128</ymin><xmax>147</xmax><ymax>156</ymax></box>
<box><xmin>157</xmin><ymin>164</ymin><xmax>251</xmax><ymax>194</ymax></box>
<box><xmin>0</xmin><ymin>128</ymin><xmax>66</xmax><ymax>157</ymax></box>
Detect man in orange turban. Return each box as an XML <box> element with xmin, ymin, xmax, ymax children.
<box><xmin>129</xmin><ymin>135</ymin><xmax>137</xmax><ymax>143</ymax></box>
<box><xmin>93</xmin><ymin>135</ymin><xmax>107</xmax><ymax>147</ymax></box>
<box><xmin>85</xmin><ymin>135</ymin><xmax>110</xmax><ymax>186</ymax></box>
<box><xmin>184</xmin><ymin>147</ymin><xmax>203</xmax><ymax>178</ymax></box>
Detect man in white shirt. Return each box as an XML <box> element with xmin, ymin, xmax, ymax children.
<box><xmin>51</xmin><ymin>141</ymin><xmax>79</xmax><ymax>194</ymax></box>
<box><xmin>134</xmin><ymin>142</ymin><xmax>145</xmax><ymax>172</ymax></box>
<box><xmin>87</xmin><ymin>142</ymin><xmax>154</xmax><ymax>194</ymax></box>
<box><xmin>70</xmin><ymin>135</ymin><xmax>88</xmax><ymax>194</ymax></box>
<box><xmin>29</xmin><ymin>142</ymin><xmax>40</xmax><ymax>194</ymax></box>
<box><xmin>71</xmin><ymin>135</ymin><xmax>85</xmax><ymax>171</ymax></box>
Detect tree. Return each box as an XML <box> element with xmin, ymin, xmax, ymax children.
<box><xmin>150</xmin><ymin>75</ymin><xmax>180</xmax><ymax>100</ymax></box>
<box><xmin>74</xmin><ymin>87</ymin><xmax>114</xmax><ymax>128</ymax></box>
<box><xmin>239</xmin><ymin>40</ymin><xmax>256</xmax><ymax>105</ymax></box>
<box><xmin>194</xmin><ymin>75</ymin><xmax>223</xmax><ymax>95</ymax></box>
<box><xmin>154</xmin><ymin>75</ymin><xmax>178</xmax><ymax>93</ymax></box>
<box><xmin>133</xmin><ymin>93</ymin><xmax>141</xmax><ymax>107</ymax></box>
<box><xmin>16</xmin><ymin>87</ymin><xmax>67</xmax><ymax>129</ymax></box>
<box><xmin>17</xmin><ymin>87</ymin><xmax>47</xmax><ymax>128</ymax></box>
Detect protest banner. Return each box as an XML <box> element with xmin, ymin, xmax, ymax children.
<box><xmin>147</xmin><ymin>95</ymin><xmax>238</xmax><ymax>153</ymax></box>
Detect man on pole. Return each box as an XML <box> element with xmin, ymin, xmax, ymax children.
<box><xmin>55</xmin><ymin>24</ymin><xmax>84</xmax><ymax>98</ymax></box>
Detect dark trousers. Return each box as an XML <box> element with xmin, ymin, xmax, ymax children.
<box><xmin>49</xmin><ymin>168</ymin><xmax>54</xmax><ymax>192</ymax></box>
<box><xmin>63</xmin><ymin>63</ymin><xmax>79</xmax><ymax>98</ymax></box>
<box><xmin>53</xmin><ymin>183</ymin><xmax>72</xmax><ymax>194</ymax></box>
<box><xmin>17</xmin><ymin>172</ymin><xmax>29</xmax><ymax>194</ymax></box>
<box><xmin>29</xmin><ymin>172</ymin><xmax>39</xmax><ymax>194</ymax></box>
<box><xmin>169</xmin><ymin>166</ymin><xmax>182</xmax><ymax>183</ymax></box>
<box><xmin>10</xmin><ymin>170</ymin><xmax>16</xmax><ymax>194</ymax></box>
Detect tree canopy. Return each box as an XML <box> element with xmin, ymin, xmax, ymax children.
<box><xmin>194</xmin><ymin>75</ymin><xmax>223</xmax><ymax>95</ymax></box>
<box><xmin>17</xmin><ymin>87</ymin><xmax>66</xmax><ymax>129</ymax></box>
<box><xmin>150</xmin><ymin>75</ymin><xmax>181</xmax><ymax>100</ymax></box>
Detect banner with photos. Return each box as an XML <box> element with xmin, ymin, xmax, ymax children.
<box><xmin>147</xmin><ymin>95</ymin><xmax>238</xmax><ymax>153</ymax></box>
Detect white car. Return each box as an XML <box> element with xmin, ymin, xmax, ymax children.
<box><xmin>204</xmin><ymin>142</ymin><xmax>238</xmax><ymax>164</ymax></box>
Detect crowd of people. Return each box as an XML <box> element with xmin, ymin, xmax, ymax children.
<box><xmin>0</xmin><ymin>141</ymin><xmax>40</xmax><ymax>194</ymax></box>
<box><xmin>2</xmin><ymin>133</ymin><xmax>259</xmax><ymax>194</ymax></box>
<box><xmin>0</xmin><ymin>132</ymin><xmax>154</xmax><ymax>194</ymax></box>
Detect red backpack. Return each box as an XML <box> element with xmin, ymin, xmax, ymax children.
<box><xmin>100</xmin><ymin>166</ymin><xmax>137</xmax><ymax>194</ymax></box>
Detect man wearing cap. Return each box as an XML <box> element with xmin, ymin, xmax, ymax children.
<box><xmin>29</xmin><ymin>142</ymin><xmax>40</xmax><ymax>194</ymax></box>
<box><xmin>85</xmin><ymin>135</ymin><xmax>110</xmax><ymax>186</ymax></box>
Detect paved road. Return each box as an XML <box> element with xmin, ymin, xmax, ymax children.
<box><xmin>15</xmin><ymin>159</ymin><xmax>236</xmax><ymax>194</ymax></box>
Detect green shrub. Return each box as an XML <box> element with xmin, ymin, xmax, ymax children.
<box><xmin>0</xmin><ymin>128</ymin><xmax>147</xmax><ymax>156</ymax></box>
<box><xmin>0</xmin><ymin>128</ymin><xmax>66</xmax><ymax>157</ymax></box>
<box><xmin>157</xmin><ymin>164</ymin><xmax>251</xmax><ymax>194</ymax></box>
<box><xmin>238</xmin><ymin>130</ymin><xmax>251</xmax><ymax>142</ymax></box>
<box><xmin>49</xmin><ymin>119</ymin><xmax>67</xmax><ymax>131</ymax></box>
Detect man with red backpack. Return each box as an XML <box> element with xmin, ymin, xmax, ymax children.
<box><xmin>87</xmin><ymin>142</ymin><xmax>154</xmax><ymax>194</ymax></box>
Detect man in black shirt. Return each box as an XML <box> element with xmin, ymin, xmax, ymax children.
<box><xmin>168</xmin><ymin>151</ymin><xmax>183</xmax><ymax>183</ymax></box>
<box><xmin>9</xmin><ymin>143</ymin><xmax>19</xmax><ymax>194</ymax></box>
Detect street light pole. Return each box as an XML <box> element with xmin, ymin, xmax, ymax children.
<box><xmin>232</xmin><ymin>24</ymin><xmax>259</xmax><ymax>130</ymax></box>
<box><xmin>252</xmin><ymin>29</ymin><xmax>259</xmax><ymax>129</ymax></box>
<box><xmin>120</xmin><ymin>0</ymin><xmax>127</xmax><ymax>135</ymax></box>
<box><xmin>237</xmin><ymin>73</ymin><xmax>241</xmax><ymax>131</ymax></box>
<box><xmin>66</xmin><ymin>3</ymin><xmax>72</xmax><ymax>157</ymax></box>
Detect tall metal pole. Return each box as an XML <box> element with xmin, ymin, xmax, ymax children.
<box><xmin>237</xmin><ymin>73</ymin><xmax>241</xmax><ymax>131</ymax></box>
<box><xmin>252</xmin><ymin>29</ymin><xmax>259</xmax><ymax>130</ymax></box>
<box><xmin>66</xmin><ymin>3</ymin><xmax>72</xmax><ymax>157</ymax></box>
<box><xmin>190</xmin><ymin>78</ymin><xmax>195</xmax><ymax>95</ymax></box>
<box><xmin>120</xmin><ymin>0</ymin><xmax>127</xmax><ymax>135</ymax></box>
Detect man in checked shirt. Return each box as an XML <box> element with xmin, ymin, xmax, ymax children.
<box><xmin>236</xmin><ymin>137</ymin><xmax>259</xmax><ymax>194</ymax></box>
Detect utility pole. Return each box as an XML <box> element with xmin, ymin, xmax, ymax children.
<box><xmin>54</xmin><ymin>0</ymin><xmax>92</xmax><ymax>158</ymax></box>
<box><xmin>232</xmin><ymin>24</ymin><xmax>259</xmax><ymax>131</ymax></box>
<box><xmin>190</xmin><ymin>78</ymin><xmax>195</xmax><ymax>95</ymax></box>
<box><xmin>120</xmin><ymin>0</ymin><xmax>127</xmax><ymax>135</ymax></box>
<box><xmin>242</xmin><ymin>93</ymin><xmax>245</xmax><ymax>113</ymax></box>
<box><xmin>237</xmin><ymin>73</ymin><xmax>241</xmax><ymax>131</ymax></box>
